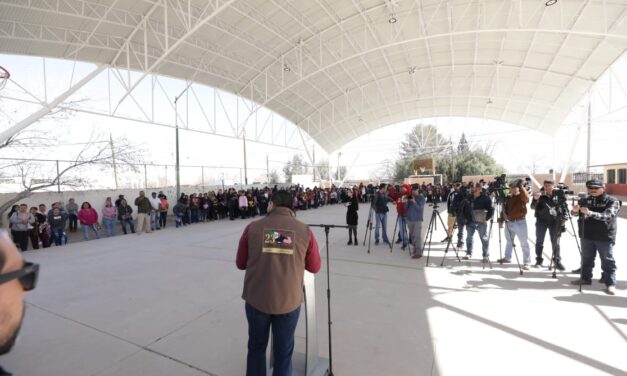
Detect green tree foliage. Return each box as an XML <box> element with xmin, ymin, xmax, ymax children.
<box><xmin>394</xmin><ymin>125</ymin><xmax>503</xmax><ymax>183</ymax></box>
<box><xmin>268</xmin><ymin>170</ymin><xmax>280</xmax><ymax>183</ymax></box>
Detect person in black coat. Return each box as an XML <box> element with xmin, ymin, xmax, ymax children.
<box><xmin>346</xmin><ymin>189</ymin><xmax>359</xmax><ymax>245</ymax></box>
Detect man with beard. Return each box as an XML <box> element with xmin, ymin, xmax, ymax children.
<box><xmin>0</xmin><ymin>230</ymin><xmax>39</xmax><ymax>375</ymax></box>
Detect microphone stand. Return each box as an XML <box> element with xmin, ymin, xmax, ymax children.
<box><xmin>308</xmin><ymin>223</ymin><xmax>350</xmax><ymax>376</ymax></box>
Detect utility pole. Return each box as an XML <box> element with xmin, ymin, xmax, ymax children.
<box><xmin>56</xmin><ymin>160</ymin><xmax>61</xmax><ymax>193</ymax></box>
<box><xmin>266</xmin><ymin>155</ymin><xmax>269</xmax><ymax>183</ymax></box>
<box><xmin>337</xmin><ymin>152</ymin><xmax>342</xmax><ymax>182</ymax></box>
<box><xmin>174</xmin><ymin>84</ymin><xmax>191</xmax><ymax>200</ymax></box>
<box><xmin>586</xmin><ymin>101</ymin><xmax>591</xmax><ymax>177</ymax></box>
<box><xmin>243</xmin><ymin>129</ymin><xmax>248</xmax><ymax>185</ymax></box>
<box><xmin>312</xmin><ymin>144</ymin><xmax>316</xmax><ymax>181</ymax></box>
<box><xmin>144</xmin><ymin>164</ymin><xmax>148</xmax><ymax>190</ymax></box>
<box><xmin>109</xmin><ymin>132</ymin><xmax>119</xmax><ymax>189</ymax></box>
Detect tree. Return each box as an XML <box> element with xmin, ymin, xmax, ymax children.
<box><xmin>0</xmin><ymin>132</ymin><xmax>143</xmax><ymax>226</ymax></box>
<box><xmin>457</xmin><ymin>133</ymin><xmax>470</xmax><ymax>154</ymax></box>
<box><xmin>399</xmin><ymin>124</ymin><xmax>451</xmax><ymax>159</ymax></box>
<box><xmin>282</xmin><ymin>154</ymin><xmax>309</xmax><ymax>183</ymax></box>
<box><xmin>268</xmin><ymin>169</ymin><xmax>280</xmax><ymax>183</ymax></box>
<box><xmin>314</xmin><ymin>158</ymin><xmax>330</xmax><ymax>181</ymax></box>
<box><xmin>393</xmin><ymin>125</ymin><xmax>503</xmax><ymax>183</ymax></box>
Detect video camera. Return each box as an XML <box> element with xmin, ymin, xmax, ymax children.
<box><xmin>554</xmin><ymin>182</ymin><xmax>574</xmax><ymax>196</ymax></box>
<box><xmin>488</xmin><ymin>174</ymin><xmax>510</xmax><ymax>202</ymax></box>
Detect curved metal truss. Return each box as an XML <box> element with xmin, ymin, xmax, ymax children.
<box><xmin>1</xmin><ymin>0</ymin><xmax>627</xmax><ymax>152</ymax></box>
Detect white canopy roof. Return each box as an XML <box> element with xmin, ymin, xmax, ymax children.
<box><xmin>1</xmin><ymin>0</ymin><xmax>627</xmax><ymax>152</ymax></box>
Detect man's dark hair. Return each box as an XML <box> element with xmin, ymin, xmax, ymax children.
<box><xmin>271</xmin><ymin>190</ymin><xmax>293</xmax><ymax>209</ymax></box>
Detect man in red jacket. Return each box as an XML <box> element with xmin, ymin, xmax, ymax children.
<box><xmin>389</xmin><ymin>183</ymin><xmax>412</xmax><ymax>250</ymax></box>
<box><xmin>236</xmin><ymin>190</ymin><xmax>321</xmax><ymax>376</ymax></box>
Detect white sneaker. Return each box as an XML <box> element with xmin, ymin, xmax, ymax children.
<box><xmin>522</xmin><ymin>264</ymin><xmax>530</xmax><ymax>271</ymax></box>
<box><xmin>606</xmin><ymin>285</ymin><xmax>616</xmax><ymax>295</ymax></box>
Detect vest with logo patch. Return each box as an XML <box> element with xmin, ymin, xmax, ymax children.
<box><xmin>242</xmin><ymin>207</ymin><xmax>311</xmax><ymax>314</ymax></box>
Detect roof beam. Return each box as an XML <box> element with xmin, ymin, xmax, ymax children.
<box><xmin>112</xmin><ymin>0</ymin><xmax>236</xmax><ymax>113</ymax></box>
<box><xmin>0</xmin><ymin>64</ymin><xmax>106</xmax><ymax>144</ymax></box>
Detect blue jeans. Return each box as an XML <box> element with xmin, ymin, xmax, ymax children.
<box><xmin>581</xmin><ymin>239</ymin><xmax>616</xmax><ymax>286</ymax></box>
<box><xmin>81</xmin><ymin>224</ymin><xmax>100</xmax><ymax>240</ymax></box>
<box><xmin>103</xmin><ymin>218</ymin><xmax>116</xmax><ymax>237</ymax></box>
<box><xmin>245</xmin><ymin>303</ymin><xmax>301</xmax><ymax>376</ymax></box>
<box><xmin>466</xmin><ymin>222</ymin><xmax>489</xmax><ymax>257</ymax></box>
<box><xmin>375</xmin><ymin>212</ymin><xmax>389</xmax><ymax>242</ymax></box>
<box><xmin>50</xmin><ymin>228</ymin><xmax>66</xmax><ymax>246</ymax></box>
<box><xmin>504</xmin><ymin>220</ymin><xmax>531</xmax><ymax>264</ymax></box>
<box><xmin>398</xmin><ymin>215</ymin><xmax>408</xmax><ymax>246</ymax></box>
<box><xmin>120</xmin><ymin>218</ymin><xmax>135</xmax><ymax>234</ymax></box>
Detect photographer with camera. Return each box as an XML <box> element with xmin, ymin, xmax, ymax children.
<box><xmin>458</xmin><ymin>183</ymin><xmax>494</xmax><ymax>261</ymax></box>
<box><xmin>442</xmin><ymin>183</ymin><xmax>461</xmax><ymax>243</ymax></box>
<box><xmin>531</xmin><ymin>180</ymin><xmax>567</xmax><ymax>270</ymax></box>
<box><xmin>389</xmin><ymin>183</ymin><xmax>412</xmax><ymax>250</ymax></box>
<box><xmin>570</xmin><ymin>179</ymin><xmax>620</xmax><ymax>295</ymax></box>
<box><xmin>374</xmin><ymin>184</ymin><xmax>392</xmax><ymax>246</ymax></box>
<box><xmin>498</xmin><ymin>179</ymin><xmax>532</xmax><ymax>269</ymax></box>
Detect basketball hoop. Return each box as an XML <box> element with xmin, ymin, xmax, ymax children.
<box><xmin>0</xmin><ymin>65</ymin><xmax>9</xmax><ymax>91</ymax></box>
<box><xmin>419</xmin><ymin>167</ymin><xmax>426</xmax><ymax>174</ymax></box>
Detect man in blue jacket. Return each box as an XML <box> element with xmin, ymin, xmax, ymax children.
<box><xmin>407</xmin><ymin>184</ymin><xmax>426</xmax><ymax>258</ymax></box>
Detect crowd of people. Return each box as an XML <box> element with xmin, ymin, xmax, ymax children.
<box><xmin>6</xmin><ymin>184</ymin><xmax>375</xmax><ymax>252</ymax></box>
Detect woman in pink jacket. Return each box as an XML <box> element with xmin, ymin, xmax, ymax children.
<box><xmin>78</xmin><ymin>201</ymin><xmax>100</xmax><ymax>240</ymax></box>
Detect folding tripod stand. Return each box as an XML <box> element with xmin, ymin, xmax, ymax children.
<box><xmin>362</xmin><ymin>197</ymin><xmax>375</xmax><ymax>254</ymax></box>
<box><xmin>422</xmin><ymin>203</ymin><xmax>460</xmax><ymax>265</ymax></box>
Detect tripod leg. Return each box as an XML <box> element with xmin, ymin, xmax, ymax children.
<box><xmin>366</xmin><ymin>220</ymin><xmax>373</xmax><ymax>254</ymax></box>
<box><xmin>390</xmin><ymin>215</ymin><xmax>399</xmax><ymax>253</ymax></box>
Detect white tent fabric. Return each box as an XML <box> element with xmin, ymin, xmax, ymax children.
<box><xmin>1</xmin><ymin>0</ymin><xmax>627</xmax><ymax>152</ymax></box>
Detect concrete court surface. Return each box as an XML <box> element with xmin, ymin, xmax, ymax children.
<box><xmin>1</xmin><ymin>203</ymin><xmax>626</xmax><ymax>376</ymax></box>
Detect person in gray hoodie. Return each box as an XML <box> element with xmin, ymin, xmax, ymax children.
<box><xmin>407</xmin><ymin>185</ymin><xmax>426</xmax><ymax>259</ymax></box>
<box><xmin>9</xmin><ymin>204</ymin><xmax>35</xmax><ymax>251</ymax></box>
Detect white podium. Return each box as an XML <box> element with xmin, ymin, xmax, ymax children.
<box><xmin>269</xmin><ymin>272</ymin><xmax>329</xmax><ymax>376</ymax></box>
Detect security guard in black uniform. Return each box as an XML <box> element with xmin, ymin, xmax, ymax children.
<box><xmin>571</xmin><ymin>179</ymin><xmax>621</xmax><ymax>295</ymax></box>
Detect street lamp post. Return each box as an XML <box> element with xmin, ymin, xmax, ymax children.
<box><xmin>174</xmin><ymin>85</ymin><xmax>191</xmax><ymax>200</ymax></box>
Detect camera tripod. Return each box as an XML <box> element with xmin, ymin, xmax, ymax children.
<box><xmin>423</xmin><ymin>203</ymin><xmax>461</xmax><ymax>266</ymax></box>
<box><xmin>362</xmin><ymin>197</ymin><xmax>375</xmax><ymax>254</ymax></box>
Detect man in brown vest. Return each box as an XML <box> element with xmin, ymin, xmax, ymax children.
<box><xmin>236</xmin><ymin>190</ymin><xmax>321</xmax><ymax>376</ymax></box>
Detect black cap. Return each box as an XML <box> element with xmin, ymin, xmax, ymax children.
<box><xmin>543</xmin><ymin>180</ymin><xmax>554</xmax><ymax>185</ymax></box>
<box><xmin>585</xmin><ymin>179</ymin><xmax>603</xmax><ymax>188</ymax></box>
<box><xmin>379</xmin><ymin>183</ymin><xmax>386</xmax><ymax>189</ymax></box>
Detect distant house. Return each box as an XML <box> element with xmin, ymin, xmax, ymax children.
<box><xmin>592</xmin><ymin>163</ymin><xmax>627</xmax><ymax>196</ymax></box>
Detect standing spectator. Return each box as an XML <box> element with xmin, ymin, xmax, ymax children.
<box><xmin>48</xmin><ymin>207</ymin><xmax>68</xmax><ymax>246</ymax></box>
<box><xmin>9</xmin><ymin>204</ymin><xmax>33</xmax><ymax>251</ymax></box>
<box><xmin>498</xmin><ymin>180</ymin><xmax>531</xmax><ymax>270</ymax></box>
<box><xmin>114</xmin><ymin>194</ymin><xmax>125</xmax><ymax>208</ymax></box>
<box><xmin>28</xmin><ymin>207</ymin><xmax>40</xmax><ymax>250</ymax></box>
<box><xmin>407</xmin><ymin>185</ymin><xmax>426</xmax><ymax>259</ymax></box>
<box><xmin>461</xmin><ymin>184</ymin><xmax>493</xmax><ymax>261</ymax></box>
<box><xmin>66</xmin><ymin>198</ymin><xmax>79</xmax><ymax>233</ymax></box>
<box><xmin>238</xmin><ymin>191</ymin><xmax>248</xmax><ymax>219</ymax></box>
<box><xmin>134</xmin><ymin>191</ymin><xmax>152</xmax><ymax>234</ymax></box>
<box><xmin>78</xmin><ymin>202</ymin><xmax>100</xmax><ymax>240</ymax></box>
<box><xmin>236</xmin><ymin>191</ymin><xmax>321</xmax><ymax>375</ymax></box>
<box><xmin>149</xmin><ymin>192</ymin><xmax>161</xmax><ymax>230</ymax></box>
<box><xmin>159</xmin><ymin>194</ymin><xmax>169</xmax><ymax>228</ymax></box>
<box><xmin>346</xmin><ymin>189</ymin><xmax>359</xmax><ymax>245</ymax></box>
<box><xmin>117</xmin><ymin>199</ymin><xmax>135</xmax><ymax>234</ymax></box>
<box><xmin>102</xmin><ymin>197</ymin><xmax>118</xmax><ymax>237</ymax></box>
<box><xmin>37</xmin><ymin>204</ymin><xmax>50</xmax><ymax>248</ymax></box>
<box><xmin>173</xmin><ymin>199</ymin><xmax>187</xmax><ymax>228</ymax></box>
<box><xmin>7</xmin><ymin>205</ymin><xmax>19</xmax><ymax>248</ymax></box>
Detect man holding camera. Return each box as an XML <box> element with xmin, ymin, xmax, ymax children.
<box><xmin>442</xmin><ymin>183</ymin><xmax>460</xmax><ymax>243</ymax></box>
<box><xmin>458</xmin><ymin>183</ymin><xmax>493</xmax><ymax>260</ymax></box>
<box><xmin>389</xmin><ymin>184</ymin><xmax>412</xmax><ymax>250</ymax></box>
<box><xmin>374</xmin><ymin>184</ymin><xmax>392</xmax><ymax>246</ymax></box>
<box><xmin>531</xmin><ymin>180</ymin><xmax>566</xmax><ymax>270</ymax></box>
<box><xmin>571</xmin><ymin>179</ymin><xmax>620</xmax><ymax>295</ymax></box>
<box><xmin>498</xmin><ymin>180</ymin><xmax>531</xmax><ymax>269</ymax></box>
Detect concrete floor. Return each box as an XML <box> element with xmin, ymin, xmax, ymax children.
<box><xmin>1</xmin><ymin>203</ymin><xmax>626</xmax><ymax>376</ymax></box>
